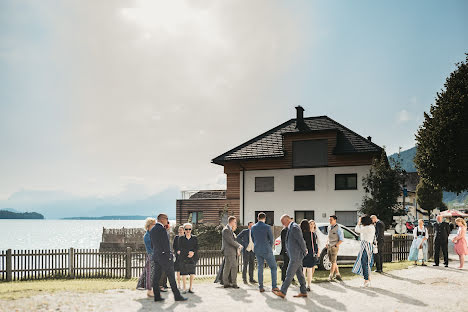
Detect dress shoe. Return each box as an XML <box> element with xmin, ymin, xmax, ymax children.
<box><xmin>154</xmin><ymin>297</ymin><xmax>165</xmax><ymax>302</ymax></box>
<box><xmin>273</xmin><ymin>290</ymin><xmax>286</xmax><ymax>299</ymax></box>
<box><xmin>250</xmin><ymin>279</ymin><xmax>257</xmax><ymax>283</ymax></box>
<box><xmin>433</xmin><ymin>264</ymin><xmax>439</xmax><ymax>266</ymax></box>
<box><xmin>293</xmin><ymin>293</ymin><xmax>307</xmax><ymax>298</ymax></box>
<box><xmin>232</xmin><ymin>285</ymin><xmax>240</xmax><ymax>289</ymax></box>
<box><xmin>445</xmin><ymin>264</ymin><xmax>449</xmax><ymax>267</ymax></box>
<box><xmin>259</xmin><ymin>288</ymin><xmax>265</xmax><ymax>293</ymax></box>
<box><xmin>174</xmin><ymin>296</ymin><xmax>188</xmax><ymax>301</ymax></box>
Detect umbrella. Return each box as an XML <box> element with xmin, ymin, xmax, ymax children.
<box><xmin>439</xmin><ymin>210</ymin><xmax>468</xmax><ymax>217</ymax></box>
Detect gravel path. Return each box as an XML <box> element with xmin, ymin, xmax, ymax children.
<box><xmin>1</xmin><ymin>265</ymin><xmax>467</xmax><ymax>312</ymax></box>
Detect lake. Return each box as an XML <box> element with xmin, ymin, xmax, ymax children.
<box><xmin>0</xmin><ymin>219</ymin><xmax>175</xmax><ymax>250</ymax></box>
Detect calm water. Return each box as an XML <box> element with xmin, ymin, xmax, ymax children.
<box><xmin>0</xmin><ymin>219</ymin><xmax>175</xmax><ymax>250</ymax></box>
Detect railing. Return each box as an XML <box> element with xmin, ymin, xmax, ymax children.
<box><xmin>0</xmin><ymin>235</ymin><xmax>437</xmax><ymax>282</ymax></box>
<box><xmin>0</xmin><ymin>249</ymin><xmax>236</xmax><ymax>282</ymax></box>
<box><xmin>382</xmin><ymin>234</ymin><xmax>435</xmax><ymax>262</ymax></box>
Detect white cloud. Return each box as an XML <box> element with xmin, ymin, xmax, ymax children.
<box><xmin>0</xmin><ymin>0</ymin><xmax>302</xmax><ymax>198</ymax></box>
<box><xmin>397</xmin><ymin>109</ymin><xmax>412</xmax><ymax>123</ymax></box>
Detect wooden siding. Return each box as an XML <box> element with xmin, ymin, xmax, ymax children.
<box><xmin>226</xmin><ymin>173</ymin><xmax>240</xmax><ymax>199</ymax></box>
<box><xmin>176</xmin><ymin>199</ymin><xmax>240</xmax><ymax>225</ymax></box>
<box><xmin>223</xmin><ymin>130</ymin><xmax>379</xmax><ymax>173</ymax></box>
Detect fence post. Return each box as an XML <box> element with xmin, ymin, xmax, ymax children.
<box><xmin>125</xmin><ymin>247</ymin><xmax>132</xmax><ymax>279</ymax></box>
<box><xmin>6</xmin><ymin>249</ymin><xmax>12</xmax><ymax>282</ymax></box>
<box><xmin>69</xmin><ymin>248</ymin><xmax>75</xmax><ymax>279</ymax></box>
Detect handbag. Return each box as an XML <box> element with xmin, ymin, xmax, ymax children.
<box><xmin>373</xmin><ymin>237</ymin><xmax>379</xmax><ymax>254</ymax></box>
<box><xmin>183</xmin><ymin>256</ymin><xmax>196</xmax><ymax>273</ymax></box>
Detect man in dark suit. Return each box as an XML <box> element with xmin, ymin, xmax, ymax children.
<box><xmin>150</xmin><ymin>213</ymin><xmax>187</xmax><ymax>302</ymax></box>
<box><xmin>237</xmin><ymin>221</ymin><xmax>257</xmax><ymax>284</ymax></box>
<box><xmin>371</xmin><ymin>215</ymin><xmax>385</xmax><ymax>273</ymax></box>
<box><xmin>273</xmin><ymin>214</ymin><xmax>307</xmax><ymax>299</ymax></box>
<box><xmin>433</xmin><ymin>215</ymin><xmax>450</xmax><ymax>267</ymax></box>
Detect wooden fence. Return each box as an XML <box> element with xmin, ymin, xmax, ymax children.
<box><xmin>382</xmin><ymin>234</ymin><xmax>435</xmax><ymax>262</ymax></box>
<box><xmin>0</xmin><ymin>234</ymin><xmax>438</xmax><ymax>282</ymax></box>
<box><xmin>0</xmin><ymin>248</ymin><xmax>235</xmax><ymax>282</ymax></box>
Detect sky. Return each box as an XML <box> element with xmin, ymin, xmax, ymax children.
<box><xmin>1</xmin><ymin>0</ymin><xmax>467</xmax><ymax>209</ymax></box>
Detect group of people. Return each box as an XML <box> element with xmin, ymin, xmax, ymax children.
<box><xmin>137</xmin><ymin>214</ymin><xmax>199</xmax><ymax>302</ymax></box>
<box><xmin>217</xmin><ymin>212</ymin><xmax>386</xmax><ymax>298</ymax></box>
<box><xmin>137</xmin><ymin>212</ymin><xmax>468</xmax><ymax>303</ymax></box>
<box><xmin>408</xmin><ymin>216</ymin><xmax>468</xmax><ymax>269</ymax></box>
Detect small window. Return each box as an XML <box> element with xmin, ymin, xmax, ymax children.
<box><xmin>335</xmin><ymin>211</ymin><xmax>358</xmax><ymax>227</ymax></box>
<box><xmin>294</xmin><ymin>210</ymin><xmax>315</xmax><ymax>221</ymax></box>
<box><xmin>255</xmin><ymin>177</ymin><xmax>274</xmax><ymax>192</ymax></box>
<box><xmin>255</xmin><ymin>211</ymin><xmax>274</xmax><ymax>226</ymax></box>
<box><xmin>335</xmin><ymin>174</ymin><xmax>357</xmax><ymax>190</ymax></box>
<box><xmin>292</xmin><ymin>139</ymin><xmax>328</xmax><ymax>167</ymax></box>
<box><xmin>188</xmin><ymin>211</ymin><xmax>204</xmax><ymax>224</ymax></box>
<box><xmin>294</xmin><ymin>175</ymin><xmax>315</xmax><ymax>191</ymax></box>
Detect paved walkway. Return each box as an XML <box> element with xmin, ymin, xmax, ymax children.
<box><xmin>1</xmin><ymin>265</ymin><xmax>467</xmax><ymax>312</ymax></box>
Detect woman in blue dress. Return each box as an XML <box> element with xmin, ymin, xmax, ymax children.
<box><xmin>137</xmin><ymin>217</ymin><xmax>156</xmax><ymax>297</ymax></box>
<box><xmin>408</xmin><ymin>219</ymin><xmax>428</xmax><ymax>266</ymax></box>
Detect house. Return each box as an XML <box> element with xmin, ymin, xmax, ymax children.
<box><xmin>176</xmin><ymin>106</ymin><xmax>383</xmax><ymax>227</ymax></box>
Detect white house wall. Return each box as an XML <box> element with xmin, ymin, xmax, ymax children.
<box><xmin>240</xmin><ymin>166</ymin><xmax>371</xmax><ymax>225</ymax></box>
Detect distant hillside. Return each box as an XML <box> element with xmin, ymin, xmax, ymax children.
<box><xmin>63</xmin><ymin>215</ymin><xmax>149</xmax><ymax>220</ymax></box>
<box><xmin>0</xmin><ymin>210</ymin><xmax>44</xmax><ymax>219</ymax></box>
<box><xmin>0</xmin><ymin>185</ymin><xmax>179</xmax><ymax>219</ymax></box>
<box><xmin>388</xmin><ymin>147</ymin><xmax>417</xmax><ymax>172</ymax></box>
<box><xmin>389</xmin><ymin>146</ymin><xmax>467</xmax><ymax>208</ymax></box>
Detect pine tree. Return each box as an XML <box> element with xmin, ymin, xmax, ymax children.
<box><xmin>414</xmin><ymin>54</ymin><xmax>468</xmax><ymax>194</ymax></box>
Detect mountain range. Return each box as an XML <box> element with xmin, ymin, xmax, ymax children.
<box><xmin>0</xmin><ymin>185</ymin><xmax>179</xmax><ymax>219</ymax></box>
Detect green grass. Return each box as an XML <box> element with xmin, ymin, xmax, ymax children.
<box><xmin>0</xmin><ymin>261</ymin><xmax>412</xmax><ymax>300</ymax></box>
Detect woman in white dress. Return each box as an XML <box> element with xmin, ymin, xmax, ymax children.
<box><xmin>408</xmin><ymin>219</ymin><xmax>428</xmax><ymax>266</ymax></box>
<box><xmin>352</xmin><ymin>215</ymin><xmax>375</xmax><ymax>287</ymax></box>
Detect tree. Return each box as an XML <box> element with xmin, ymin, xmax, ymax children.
<box><xmin>416</xmin><ymin>179</ymin><xmax>446</xmax><ymax>218</ymax></box>
<box><xmin>360</xmin><ymin>150</ymin><xmax>406</xmax><ymax>228</ymax></box>
<box><xmin>414</xmin><ymin>54</ymin><xmax>468</xmax><ymax>194</ymax></box>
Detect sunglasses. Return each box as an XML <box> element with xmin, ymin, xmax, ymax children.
<box><xmin>185</xmin><ymin>228</ymin><xmax>192</xmax><ymax>231</ymax></box>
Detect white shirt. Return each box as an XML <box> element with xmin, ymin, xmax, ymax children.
<box><xmin>355</xmin><ymin>224</ymin><xmax>376</xmax><ymax>243</ymax></box>
<box><xmin>413</xmin><ymin>226</ymin><xmax>428</xmax><ymax>239</ymax></box>
<box><xmin>246</xmin><ymin>229</ymin><xmax>254</xmax><ymax>252</ymax></box>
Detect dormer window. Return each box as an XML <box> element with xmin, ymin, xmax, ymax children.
<box><xmin>292</xmin><ymin>139</ymin><xmax>328</xmax><ymax>167</ymax></box>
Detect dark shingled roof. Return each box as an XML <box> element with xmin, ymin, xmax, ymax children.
<box><xmin>212</xmin><ymin>116</ymin><xmax>382</xmax><ymax>165</ymax></box>
<box><xmin>189</xmin><ymin>190</ymin><xmax>226</xmax><ymax>199</ymax></box>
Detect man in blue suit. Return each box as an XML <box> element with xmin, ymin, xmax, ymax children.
<box><xmin>251</xmin><ymin>212</ymin><xmax>279</xmax><ymax>293</ymax></box>
<box><xmin>150</xmin><ymin>213</ymin><xmax>187</xmax><ymax>302</ymax></box>
<box><xmin>237</xmin><ymin>221</ymin><xmax>257</xmax><ymax>284</ymax></box>
<box><xmin>273</xmin><ymin>214</ymin><xmax>307</xmax><ymax>299</ymax></box>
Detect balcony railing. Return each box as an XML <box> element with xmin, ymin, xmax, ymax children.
<box><xmin>180</xmin><ymin>190</ymin><xmax>226</xmax><ymax>200</ymax></box>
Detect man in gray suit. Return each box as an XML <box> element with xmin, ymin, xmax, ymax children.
<box><xmin>221</xmin><ymin>216</ymin><xmax>243</xmax><ymax>288</ymax></box>
<box><xmin>273</xmin><ymin>214</ymin><xmax>308</xmax><ymax>298</ymax></box>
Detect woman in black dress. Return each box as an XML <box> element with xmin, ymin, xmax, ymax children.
<box><xmin>179</xmin><ymin>223</ymin><xmax>198</xmax><ymax>293</ymax></box>
<box><xmin>173</xmin><ymin>225</ymin><xmax>184</xmax><ymax>289</ymax></box>
<box><xmin>300</xmin><ymin>219</ymin><xmax>319</xmax><ymax>291</ymax></box>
